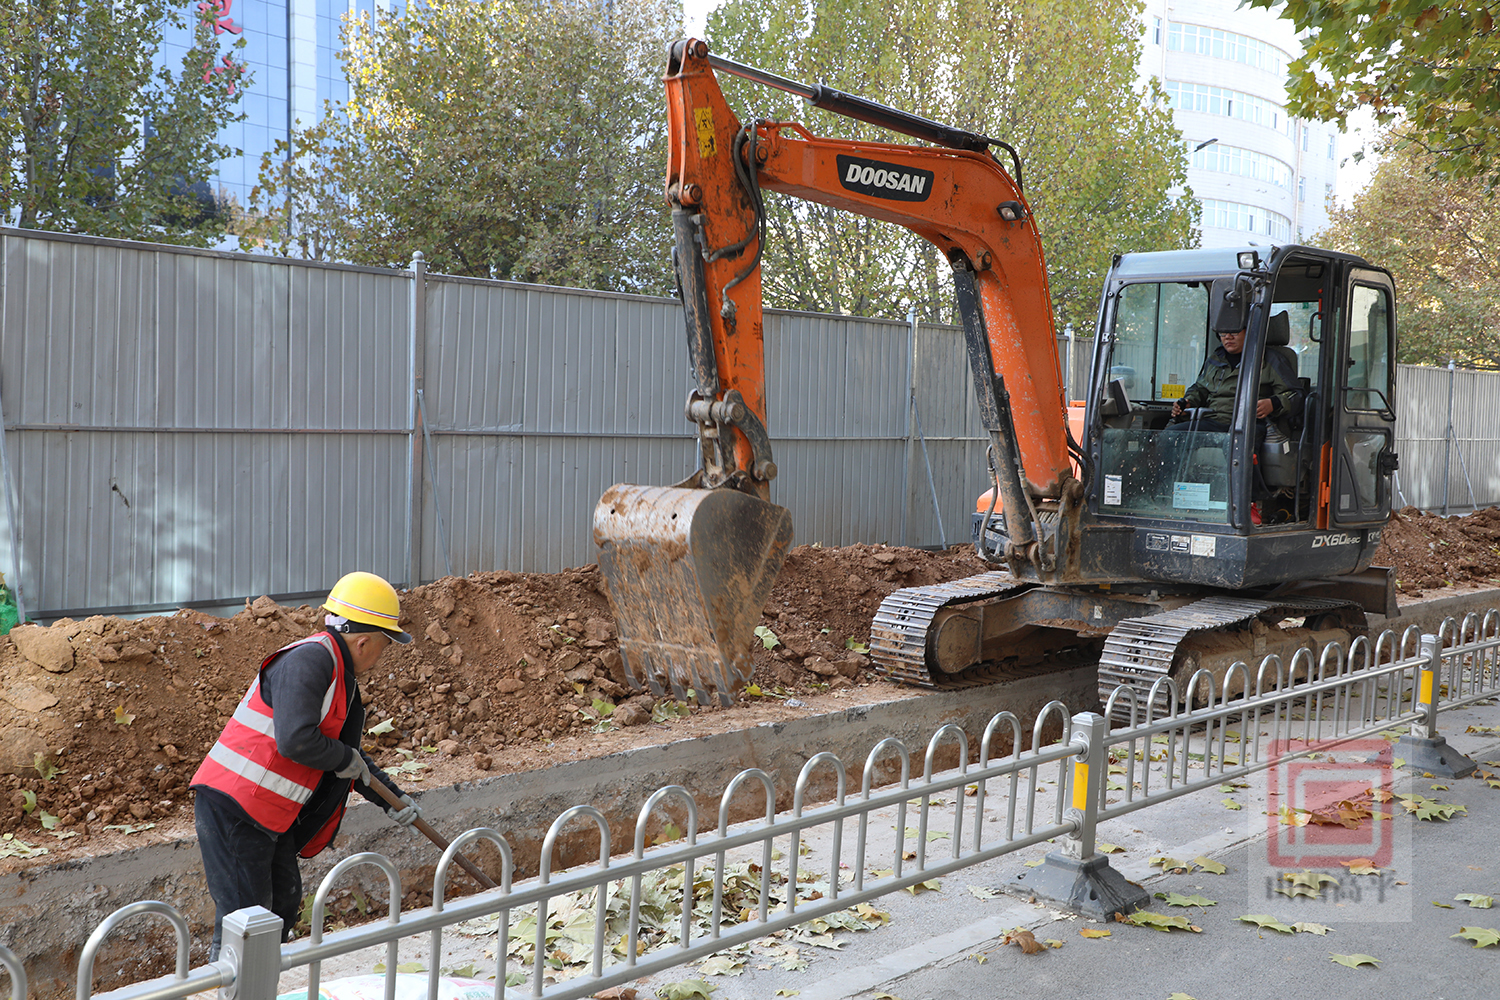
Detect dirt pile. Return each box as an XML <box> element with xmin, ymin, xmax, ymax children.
<box><xmin>1373</xmin><ymin>506</ymin><xmax>1500</xmax><ymax>596</ymax></box>
<box><xmin>0</xmin><ymin>542</ymin><xmax>986</xmax><ymax>857</ymax></box>
<box><xmin>0</xmin><ymin>508</ymin><xmax>1495</xmax><ymax>863</ymax></box>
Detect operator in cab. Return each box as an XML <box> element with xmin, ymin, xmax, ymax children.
<box><xmin>191</xmin><ymin>571</ymin><xmax>422</xmax><ymax>959</ymax></box>
<box><xmin>1158</xmin><ymin>326</ymin><xmax>1298</xmax><ymax>497</ymax></box>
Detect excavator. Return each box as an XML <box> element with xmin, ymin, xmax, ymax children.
<box><xmin>593</xmin><ymin>39</ymin><xmax>1399</xmax><ymax>713</ymax></box>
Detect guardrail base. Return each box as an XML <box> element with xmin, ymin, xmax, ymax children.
<box><xmin>1395</xmin><ymin>734</ymin><xmax>1476</xmax><ymax>778</ymax></box>
<box><xmin>1007</xmin><ymin>851</ymin><xmax>1149</xmax><ymax>922</ymax></box>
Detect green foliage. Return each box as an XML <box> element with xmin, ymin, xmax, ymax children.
<box><xmin>0</xmin><ymin>0</ymin><xmax>246</xmax><ymax>243</ymax></box>
<box><xmin>704</xmin><ymin>0</ymin><xmax>1197</xmax><ymax>330</ymax></box>
<box><xmin>241</xmin><ymin>0</ymin><xmax>678</xmax><ymax>294</ymax></box>
<box><xmin>1251</xmin><ymin>0</ymin><xmax>1500</xmax><ymax>182</ymax></box>
<box><xmin>1316</xmin><ymin>139</ymin><xmax>1500</xmax><ymax>370</ymax></box>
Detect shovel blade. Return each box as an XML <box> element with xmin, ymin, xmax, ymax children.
<box><xmin>594</xmin><ymin>483</ymin><xmax>794</xmax><ymax>705</ymax></box>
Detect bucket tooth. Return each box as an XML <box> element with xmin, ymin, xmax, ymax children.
<box><xmin>594</xmin><ymin>483</ymin><xmax>794</xmax><ymax>705</ymax></box>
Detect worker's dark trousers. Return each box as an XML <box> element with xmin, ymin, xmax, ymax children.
<box><xmin>195</xmin><ymin>791</ymin><xmax>303</xmax><ymax>960</ymax></box>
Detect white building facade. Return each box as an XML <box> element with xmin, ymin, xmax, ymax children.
<box><xmin>1137</xmin><ymin>0</ymin><xmax>1340</xmax><ymax>248</ymax></box>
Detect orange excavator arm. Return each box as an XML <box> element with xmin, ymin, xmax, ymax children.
<box><xmin>664</xmin><ymin>39</ymin><xmax>1073</xmax><ymax>505</ymax></box>
<box><xmin>593</xmin><ymin>40</ymin><xmax>1078</xmax><ymax>707</ymax></box>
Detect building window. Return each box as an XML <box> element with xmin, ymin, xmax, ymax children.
<box><xmin>1200</xmin><ymin>198</ymin><xmax>1293</xmax><ymax>241</ymax></box>
<box><xmin>1163</xmin><ymin>81</ymin><xmax>1293</xmax><ymax>136</ymax></box>
<box><xmin>1167</xmin><ymin>22</ymin><xmax>1288</xmax><ymax>75</ymax></box>
<box><xmin>1192</xmin><ymin>142</ymin><xmax>1293</xmax><ymax>189</ymax></box>
<box><xmin>1298</xmin><ymin>178</ymin><xmax>1306</xmax><ymax>202</ymax></box>
<box><xmin>1325</xmin><ymin>182</ymin><xmax>1334</xmax><ymax>204</ymax></box>
<box><xmin>1303</xmin><ymin>126</ymin><xmax>1310</xmax><ymax>151</ymax></box>
<box><xmin>1153</xmin><ymin>16</ymin><xmax>1162</xmax><ymax>44</ymax></box>
<box><xmin>1327</xmin><ymin>134</ymin><xmax>1335</xmax><ymax>159</ymax></box>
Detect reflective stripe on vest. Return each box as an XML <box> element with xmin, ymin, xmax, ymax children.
<box><xmin>190</xmin><ymin>632</ymin><xmax>350</xmax><ymax>834</ymax></box>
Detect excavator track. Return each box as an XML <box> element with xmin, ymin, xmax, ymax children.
<box><xmin>870</xmin><ymin>571</ymin><xmax>1024</xmax><ymax>689</ymax></box>
<box><xmin>1097</xmin><ymin>594</ymin><xmax>1362</xmax><ymax>715</ymax></box>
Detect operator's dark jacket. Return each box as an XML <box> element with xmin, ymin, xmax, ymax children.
<box><xmin>192</xmin><ymin>630</ymin><xmax>400</xmax><ymax>852</ymax></box>
<box><xmin>1181</xmin><ymin>346</ymin><xmax>1298</xmax><ymax>425</ymax></box>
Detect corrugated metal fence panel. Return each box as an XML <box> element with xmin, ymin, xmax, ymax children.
<box><xmin>909</xmin><ymin>322</ymin><xmax>989</xmax><ymax>548</ymax></box>
<box><xmin>1393</xmin><ymin>363</ymin><xmax>1500</xmax><ymax>512</ymax></box>
<box><xmin>421</xmin><ymin>278</ymin><xmax>695</xmax><ymax>576</ymax></box>
<box><xmin>3</xmin><ymin>227</ymin><xmax>1499</xmax><ymax>616</ymax></box>
<box><xmin>764</xmin><ymin>310</ymin><xmax>911</xmax><ymax>547</ymax></box>
<box><xmin>279</xmin><ymin>264</ymin><xmax>411</xmax><ymax>592</ymax></box>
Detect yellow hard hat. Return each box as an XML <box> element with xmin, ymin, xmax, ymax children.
<box><xmin>323</xmin><ymin>571</ymin><xmax>413</xmax><ymax>644</ymax></box>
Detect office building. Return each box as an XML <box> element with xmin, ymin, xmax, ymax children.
<box><xmin>1137</xmin><ymin>0</ymin><xmax>1340</xmax><ymax>247</ymax></box>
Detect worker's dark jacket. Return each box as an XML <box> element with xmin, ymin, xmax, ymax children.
<box><xmin>1181</xmin><ymin>347</ymin><xmax>1298</xmax><ymax>425</ymax></box>
<box><xmin>191</xmin><ymin>630</ymin><xmax>398</xmax><ymax>856</ymax></box>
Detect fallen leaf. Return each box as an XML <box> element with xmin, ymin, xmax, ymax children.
<box><xmin>113</xmin><ymin>705</ymin><xmax>135</xmax><ymax>725</ymax></box>
<box><xmin>1023</xmin><ymin>858</ymin><xmax>1045</xmax><ymax>868</ymax></box>
<box><xmin>1192</xmin><ymin>857</ymin><xmax>1227</xmax><ymax>875</ymax></box>
<box><xmin>1154</xmin><ymin>892</ymin><xmax>1215</xmax><ymax>908</ymax></box>
<box><xmin>1079</xmin><ymin>928</ymin><xmax>1111</xmax><ymax>939</ymax></box>
<box><xmin>967</xmin><ymin>886</ymin><xmax>1000</xmax><ymax>900</ymax></box>
<box><xmin>1149</xmin><ymin>856</ymin><xmax>1189</xmax><ymax>873</ymax></box>
<box><xmin>1341</xmin><ymin>858</ymin><xmax>1382</xmax><ymax>876</ymax></box>
<box><xmin>971</xmin><ymin>953</ymin><xmax>988</xmax><ymax>964</ymax></box>
<box><xmin>367</xmin><ymin>718</ymin><xmax>395</xmax><ymax>734</ymax></box>
<box><xmin>752</xmin><ymin>626</ymin><xmax>780</xmax><ymax>649</ymax></box>
<box><xmin>1096</xmin><ymin>842</ymin><xmax>1124</xmax><ymax>854</ymax></box>
<box><xmin>1238</xmin><ymin>914</ymin><xmax>1294</xmax><ymax>934</ymax></box>
<box><xmin>1221</xmin><ymin>798</ymin><xmax>1243</xmax><ymax>811</ymax></box>
<box><xmin>594</xmin><ymin>990</ymin><xmax>638</xmax><ymax>1000</ymax></box>
<box><xmin>1123</xmin><ymin>911</ymin><xmax>1200</xmax><ymax>933</ymax></box>
<box><xmin>1433</xmin><ymin>901</ymin><xmax>1456</xmax><ymax>909</ymax></box>
<box><xmin>773</xmin><ymin>991</ymin><xmax>800</xmax><ymax>998</ymax></box>
<box><xmin>1457</xmin><ymin>894</ymin><xmax>1495</xmax><ymax>909</ymax></box>
<box><xmin>1329</xmin><ymin>953</ymin><xmax>1380</xmax><ymax>968</ymax></box>
<box><xmin>1001</xmin><ymin>928</ymin><xmax>1046</xmax><ymax>954</ymax></box>
<box><xmin>656</xmin><ymin>980</ymin><xmax>716</xmax><ymax>1000</ymax></box>
<box><xmin>698</xmin><ymin>956</ymin><xmax>744</xmax><ymax>977</ymax></box>
<box><xmin>1292</xmin><ymin>922</ymin><xmax>1332</xmax><ymax>935</ymax></box>
<box><xmin>1453</xmin><ymin>927</ymin><xmax>1500</xmax><ymax>948</ymax></box>
<box><xmin>904</xmin><ymin>878</ymin><xmax>941</xmax><ymax>895</ymax></box>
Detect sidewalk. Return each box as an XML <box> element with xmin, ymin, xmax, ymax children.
<box><xmin>693</xmin><ymin>702</ymin><xmax>1500</xmax><ymax>1000</ymax></box>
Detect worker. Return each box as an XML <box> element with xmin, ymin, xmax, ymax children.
<box><xmin>1157</xmin><ymin>326</ymin><xmax>1298</xmax><ymax>501</ymax></box>
<box><xmin>191</xmin><ymin>571</ymin><xmax>422</xmax><ymax>959</ymax></box>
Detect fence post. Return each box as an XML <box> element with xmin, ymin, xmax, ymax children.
<box><xmin>216</xmin><ymin>906</ymin><xmax>282</xmax><ymax>1000</ymax></box>
<box><xmin>1007</xmin><ymin>712</ymin><xmax>1147</xmax><ymax>920</ymax></box>
<box><xmin>405</xmin><ymin>251</ymin><xmax>428</xmax><ymax>590</ymax></box>
<box><xmin>1395</xmin><ymin>633</ymin><xmax>1476</xmax><ymax>778</ymax></box>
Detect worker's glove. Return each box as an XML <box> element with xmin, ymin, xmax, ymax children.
<box><xmin>387</xmin><ymin>793</ymin><xmax>422</xmax><ymax>831</ymax></box>
<box><xmin>334</xmin><ymin>752</ymin><xmax>372</xmax><ymax>786</ymax></box>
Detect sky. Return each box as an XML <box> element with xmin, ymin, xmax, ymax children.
<box><xmin>678</xmin><ymin>0</ymin><xmax>1379</xmax><ymax>208</ymax></box>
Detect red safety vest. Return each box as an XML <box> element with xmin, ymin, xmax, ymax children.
<box><xmin>191</xmin><ymin>633</ymin><xmax>353</xmax><ymax>856</ymax></box>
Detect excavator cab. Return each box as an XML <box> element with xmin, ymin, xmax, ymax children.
<box><xmin>1082</xmin><ymin>245</ymin><xmax>1398</xmax><ymax>585</ymax></box>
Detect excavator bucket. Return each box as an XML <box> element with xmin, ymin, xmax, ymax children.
<box><xmin>594</xmin><ymin>483</ymin><xmax>794</xmax><ymax>706</ymax></box>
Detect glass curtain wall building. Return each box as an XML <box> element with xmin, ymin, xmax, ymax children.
<box><xmin>1137</xmin><ymin>0</ymin><xmax>1339</xmax><ymax>248</ymax></box>
<box><xmin>160</xmin><ymin>0</ymin><xmax>405</xmax><ymax>209</ymax></box>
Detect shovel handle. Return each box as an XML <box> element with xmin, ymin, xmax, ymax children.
<box><xmin>366</xmin><ymin>779</ymin><xmax>500</xmax><ymax>890</ymax></box>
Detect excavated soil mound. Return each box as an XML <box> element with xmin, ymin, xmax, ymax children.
<box><xmin>0</xmin><ymin>509</ymin><xmax>1495</xmax><ymax>865</ymax></box>
<box><xmin>0</xmin><ymin>542</ymin><xmax>986</xmax><ymax>859</ymax></box>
